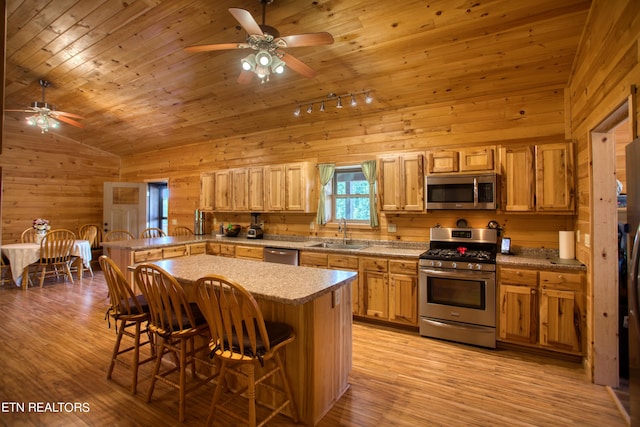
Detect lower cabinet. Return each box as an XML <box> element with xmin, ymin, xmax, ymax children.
<box><xmin>360</xmin><ymin>256</ymin><xmax>418</xmax><ymax>326</ymax></box>
<box><xmin>498</xmin><ymin>266</ymin><xmax>584</xmax><ymax>355</ymax></box>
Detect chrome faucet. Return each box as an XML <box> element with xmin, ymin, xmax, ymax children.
<box><xmin>338</xmin><ymin>218</ymin><xmax>347</xmax><ymax>243</ymax></box>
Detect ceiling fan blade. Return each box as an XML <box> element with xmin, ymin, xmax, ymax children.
<box><xmin>55</xmin><ymin>115</ymin><xmax>85</xmax><ymax>129</ymax></box>
<box><xmin>185</xmin><ymin>42</ymin><xmax>250</xmax><ymax>53</ymax></box>
<box><xmin>237</xmin><ymin>70</ymin><xmax>254</xmax><ymax>84</ymax></box>
<box><xmin>4</xmin><ymin>109</ymin><xmax>33</xmax><ymax>113</ymax></box>
<box><xmin>276</xmin><ymin>32</ymin><xmax>334</xmax><ymax>48</ymax></box>
<box><xmin>51</xmin><ymin>110</ymin><xmax>85</xmax><ymax>119</ymax></box>
<box><xmin>229</xmin><ymin>8</ymin><xmax>263</xmax><ymax>36</ymax></box>
<box><xmin>281</xmin><ymin>52</ymin><xmax>317</xmax><ymax>79</ymax></box>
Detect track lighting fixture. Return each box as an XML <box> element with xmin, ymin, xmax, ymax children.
<box><xmin>292</xmin><ymin>90</ymin><xmax>374</xmax><ymax>117</ymax></box>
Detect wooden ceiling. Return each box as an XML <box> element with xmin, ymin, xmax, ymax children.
<box><xmin>3</xmin><ymin>0</ymin><xmax>591</xmax><ymax>157</ymax></box>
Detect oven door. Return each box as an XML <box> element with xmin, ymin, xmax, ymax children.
<box><xmin>419</xmin><ymin>267</ymin><xmax>496</xmax><ymax>327</ymax></box>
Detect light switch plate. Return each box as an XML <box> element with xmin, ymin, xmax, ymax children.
<box><xmin>388</xmin><ymin>223</ymin><xmax>397</xmax><ymax>233</ymax></box>
<box><xmin>584</xmin><ymin>233</ymin><xmax>591</xmax><ymax>248</ymax></box>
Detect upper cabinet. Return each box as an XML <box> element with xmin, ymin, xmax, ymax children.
<box><xmin>379</xmin><ymin>153</ymin><xmax>424</xmax><ymax>211</ymax></box>
<box><xmin>427</xmin><ymin>146</ymin><xmax>495</xmax><ymax>174</ymax></box>
<box><xmin>500</xmin><ymin>142</ymin><xmax>574</xmax><ymax>213</ymax></box>
<box><xmin>202</xmin><ymin>162</ymin><xmax>317</xmax><ymax>213</ymax></box>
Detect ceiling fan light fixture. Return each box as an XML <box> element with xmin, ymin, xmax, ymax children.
<box><xmin>271</xmin><ymin>57</ymin><xmax>285</xmax><ymax>74</ymax></box>
<box><xmin>241</xmin><ymin>54</ymin><xmax>256</xmax><ymax>71</ymax></box>
<box><xmin>255</xmin><ymin>50</ymin><xmax>272</xmax><ymax>67</ymax></box>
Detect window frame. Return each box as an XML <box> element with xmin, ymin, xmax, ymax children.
<box><xmin>330</xmin><ymin>165</ymin><xmax>372</xmax><ymax>225</ymax></box>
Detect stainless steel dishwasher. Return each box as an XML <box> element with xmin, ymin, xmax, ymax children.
<box><xmin>263</xmin><ymin>247</ymin><xmax>299</xmax><ymax>265</ymax></box>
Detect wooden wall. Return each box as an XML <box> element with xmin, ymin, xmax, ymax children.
<box><xmin>0</xmin><ymin>119</ymin><xmax>120</xmax><ymax>243</ymax></box>
<box><xmin>568</xmin><ymin>0</ymin><xmax>640</xmax><ymax>384</ymax></box>
<box><xmin>120</xmin><ymin>87</ymin><xmax>574</xmax><ymax>247</ymax></box>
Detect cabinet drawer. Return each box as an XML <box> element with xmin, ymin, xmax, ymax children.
<box><xmin>300</xmin><ymin>251</ymin><xmax>328</xmax><ymax>267</ymax></box>
<box><xmin>220</xmin><ymin>244</ymin><xmax>236</xmax><ymax>257</ymax></box>
<box><xmin>134</xmin><ymin>249</ymin><xmax>163</xmax><ymax>263</ymax></box>
<box><xmin>188</xmin><ymin>243</ymin><xmax>207</xmax><ymax>255</ymax></box>
<box><xmin>499</xmin><ymin>267</ymin><xmax>537</xmax><ymax>286</ymax></box>
<box><xmin>163</xmin><ymin>245</ymin><xmax>188</xmax><ymax>259</ymax></box>
<box><xmin>361</xmin><ymin>257</ymin><xmax>388</xmax><ymax>272</ymax></box>
<box><xmin>389</xmin><ymin>259</ymin><xmax>418</xmax><ymax>275</ymax></box>
<box><xmin>206</xmin><ymin>242</ymin><xmax>221</xmax><ymax>255</ymax></box>
<box><xmin>539</xmin><ymin>271</ymin><xmax>582</xmax><ymax>291</ymax></box>
<box><xmin>328</xmin><ymin>254</ymin><xmax>359</xmax><ymax>270</ymax></box>
<box><xmin>235</xmin><ymin>245</ymin><xmax>263</xmax><ymax>260</ymax></box>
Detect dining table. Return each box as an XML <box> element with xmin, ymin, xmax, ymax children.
<box><xmin>1</xmin><ymin>240</ymin><xmax>92</xmax><ymax>287</ymax></box>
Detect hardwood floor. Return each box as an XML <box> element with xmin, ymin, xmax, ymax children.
<box><xmin>0</xmin><ymin>271</ymin><xmax>627</xmax><ymax>427</ymax></box>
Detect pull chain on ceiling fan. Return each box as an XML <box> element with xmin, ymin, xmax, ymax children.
<box><xmin>185</xmin><ymin>0</ymin><xmax>334</xmax><ymax>84</ymax></box>
<box><xmin>5</xmin><ymin>79</ymin><xmax>85</xmax><ymax>133</ymax></box>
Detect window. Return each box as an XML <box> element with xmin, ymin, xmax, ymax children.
<box><xmin>331</xmin><ymin>166</ymin><xmax>371</xmax><ymax>223</ymax></box>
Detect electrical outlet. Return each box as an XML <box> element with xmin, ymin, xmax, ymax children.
<box><xmin>584</xmin><ymin>233</ymin><xmax>591</xmax><ymax>248</ymax></box>
<box><xmin>310</xmin><ymin>221</ymin><xmax>315</xmax><ymax>230</ymax></box>
<box><xmin>388</xmin><ymin>223</ymin><xmax>397</xmax><ymax>233</ymax></box>
<box><xmin>171</xmin><ymin>219</ymin><xmax>177</xmax><ymax>225</ymax></box>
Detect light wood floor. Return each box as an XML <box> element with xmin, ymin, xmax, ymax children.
<box><xmin>0</xmin><ymin>271</ymin><xmax>627</xmax><ymax>426</ymax></box>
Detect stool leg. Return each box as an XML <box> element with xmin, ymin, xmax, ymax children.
<box><xmin>131</xmin><ymin>320</ymin><xmax>141</xmax><ymax>394</ymax></box>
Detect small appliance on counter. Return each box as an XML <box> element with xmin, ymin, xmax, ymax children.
<box><xmin>247</xmin><ymin>212</ymin><xmax>264</xmax><ymax>239</ymax></box>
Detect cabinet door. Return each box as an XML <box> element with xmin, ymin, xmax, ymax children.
<box><xmin>232</xmin><ymin>168</ymin><xmax>249</xmax><ymax>211</ymax></box>
<box><xmin>285</xmin><ymin>163</ymin><xmax>306</xmax><ymax>211</ymax></box>
<box><xmin>401</xmin><ymin>154</ymin><xmax>424</xmax><ymax>211</ymax></box>
<box><xmin>248</xmin><ymin>167</ymin><xmax>265</xmax><ymax>211</ymax></box>
<box><xmin>539</xmin><ymin>288</ymin><xmax>581</xmax><ymax>352</ymax></box>
<box><xmin>500</xmin><ymin>146</ymin><xmax>535</xmax><ymax>211</ymax></box>
<box><xmin>427</xmin><ymin>150</ymin><xmax>459</xmax><ymax>173</ymax></box>
<box><xmin>379</xmin><ymin>156</ymin><xmax>402</xmax><ymax>210</ymax></box>
<box><xmin>389</xmin><ymin>273</ymin><xmax>418</xmax><ymax>325</ymax></box>
<box><xmin>499</xmin><ymin>284</ymin><xmax>537</xmax><ymax>344</ymax></box>
<box><xmin>363</xmin><ymin>271</ymin><xmax>388</xmax><ymax>319</ymax></box>
<box><xmin>535</xmin><ymin>143</ymin><xmax>574</xmax><ymax>212</ymax></box>
<box><xmin>214</xmin><ymin>170</ymin><xmax>232</xmax><ymax>211</ymax></box>
<box><xmin>459</xmin><ymin>147</ymin><xmax>494</xmax><ymax>172</ymax></box>
<box><xmin>200</xmin><ymin>172</ymin><xmax>215</xmax><ymax>210</ymax></box>
<box><xmin>265</xmin><ymin>165</ymin><xmax>285</xmax><ymax>211</ymax></box>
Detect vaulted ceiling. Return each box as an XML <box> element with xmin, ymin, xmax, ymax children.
<box><xmin>3</xmin><ymin>0</ymin><xmax>591</xmax><ymax>157</ymax></box>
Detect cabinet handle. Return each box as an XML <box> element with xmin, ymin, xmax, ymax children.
<box><xmin>531</xmin><ymin>289</ymin><xmax>536</xmax><ymax>294</ymax></box>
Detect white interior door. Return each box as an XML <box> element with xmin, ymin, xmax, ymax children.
<box><xmin>103</xmin><ymin>182</ymin><xmax>147</xmax><ymax>238</ymax></box>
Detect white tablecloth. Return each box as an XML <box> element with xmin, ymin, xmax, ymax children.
<box><xmin>1</xmin><ymin>240</ymin><xmax>92</xmax><ymax>285</ymax></box>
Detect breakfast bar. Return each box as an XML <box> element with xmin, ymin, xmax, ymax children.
<box><xmin>139</xmin><ymin>254</ymin><xmax>357</xmax><ymax>426</ymax></box>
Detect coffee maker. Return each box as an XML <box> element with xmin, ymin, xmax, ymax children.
<box><xmin>247</xmin><ymin>212</ymin><xmax>264</xmax><ymax>239</ymax></box>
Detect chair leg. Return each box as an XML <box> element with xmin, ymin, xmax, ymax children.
<box><xmin>207</xmin><ymin>360</ymin><xmax>228</xmax><ymax>426</ymax></box>
<box><xmin>65</xmin><ymin>263</ymin><xmax>74</xmax><ymax>284</ymax></box>
<box><xmin>275</xmin><ymin>353</ymin><xmax>299</xmax><ymax>423</ymax></box>
<box><xmin>39</xmin><ymin>266</ymin><xmax>46</xmax><ymax>287</ymax></box>
<box><xmin>246</xmin><ymin>363</ymin><xmax>256</xmax><ymax>427</ymax></box>
<box><xmin>107</xmin><ymin>319</ymin><xmax>126</xmax><ymax>381</ymax></box>
<box><xmin>179</xmin><ymin>338</ymin><xmax>187</xmax><ymax>422</ymax></box>
<box><xmin>147</xmin><ymin>336</ymin><xmax>165</xmax><ymax>403</ymax></box>
<box><xmin>131</xmin><ymin>320</ymin><xmax>142</xmax><ymax>394</ymax></box>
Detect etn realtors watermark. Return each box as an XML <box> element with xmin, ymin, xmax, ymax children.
<box><xmin>2</xmin><ymin>401</ymin><xmax>90</xmax><ymax>413</ymax></box>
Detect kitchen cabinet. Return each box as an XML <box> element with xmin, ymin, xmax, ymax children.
<box><xmin>360</xmin><ymin>256</ymin><xmax>418</xmax><ymax>326</ymax></box>
<box><xmin>214</xmin><ymin>170</ymin><xmax>233</xmax><ymax>211</ymax></box>
<box><xmin>264</xmin><ymin>162</ymin><xmax>316</xmax><ymax>212</ymax></box>
<box><xmin>499</xmin><ymin>142</ymin><xmax>574</xmax><ymax>212</ymax></box>
<box><xmin>426</xmin><ymin>146</ymin><xmax>495</xmax><ymax>174</ymax></box>
<box><xmin>379</xmin><ymin>153</ymin><xmax>424</xmax><ymax>211</ymax></box>
<box><xmin>199</xmin><ymin>172</ymin><xmax>215</xmax><ymax>210</ymax></box>
<box><xmin>498</xmin><ymin>266</ymin><xmax>584</xmax><ymax>355</ymax></box>
<box><xmin>299</xmin><ymin>250</ymin><xmax>359</xmax><ymax>315</ymax></box>
<box><xmin>248</xmin><ymin>167</ymin><xmax>265</xmax><ymax>211</ymax></box>
<box><xmin>234</xmin><ymin>245</ymin><xmax>263</xmax><ymax>260</ymax></box>
<box><xmin>231</xmin><ymin>168</ymin><xmax>249</xmax><ymax>211</ymax></box>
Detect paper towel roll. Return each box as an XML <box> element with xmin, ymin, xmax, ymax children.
<box><xmin>559</xmin><ymin>231</ymin><xmax>575</xmax><ymax>259</ymax></box>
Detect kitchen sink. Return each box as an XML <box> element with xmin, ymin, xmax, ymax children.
<box><xmin>308</xmin><ymin>242</ymin><xmax>368</xmax><ymax>250</ymax></box>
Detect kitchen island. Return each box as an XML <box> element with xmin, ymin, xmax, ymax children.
<box><xmin>140</xmin><ymin>254</ymin><xmax>357</xmax><ymax>426</ymax></box>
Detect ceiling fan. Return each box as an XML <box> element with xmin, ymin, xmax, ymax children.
<box><xmin>185</xmin><ymin>0</ymin><xmax>334</xmax><ymax>84</ymax></box>
<box><xmin>5</xmin><ymin>79</ymin><xmax>85</xmax><ymax>133</ymax></box>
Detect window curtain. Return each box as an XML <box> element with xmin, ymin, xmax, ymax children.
<box><xmin>360</xmin><ymin>160</ymin><xmax>379</xmax><ymax>227</ymax></box>
<box><xmin>316</xmin><ymin>163</ymin><xmax>335</xmax><ymax>225</ymax></box>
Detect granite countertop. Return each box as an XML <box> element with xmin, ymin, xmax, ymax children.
<box><xmin>144</xmin><ymin>254</ymin><xmax>357</xmax><ymax>305</ymax></box>
<box><xmin>496</xmin><ymin>253</ymin><xmax>587</xmax><ymax>271</ymax></box>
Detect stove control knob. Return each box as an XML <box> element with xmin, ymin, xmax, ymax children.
<box><xmin>467</xmin><ymin>263</ymin><xmax>474</xmax><ymax>270</ymax></box>
<box><xmin>436</xmin><ymin>261</ymin><xmax>443</xmax><ymax>268</ymax></box>
<box><xmin>451</xmin><ymin>262</ymin><xmax>457</xmax><ymax>269</ymax></box>
<box><xmin>475</xmin><ymin>264</ymin><xmax>482</xmax><ymax>270</ymax></box>
<box><xmin>429</xmin><ymin>260</ymin><xmax>436</xmax><ymax>267</ymax></box>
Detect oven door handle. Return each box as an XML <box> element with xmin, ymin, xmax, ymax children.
<box><xmin>420</xmin><ymin>268</ymin><xmax>494</xmax><ymax>281</ymax></box>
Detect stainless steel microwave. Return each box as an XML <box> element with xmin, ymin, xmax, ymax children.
<box><xmin>425</xmin><ymin>173</ymin><xmax>497</xmax><ymax>210</ymax></box>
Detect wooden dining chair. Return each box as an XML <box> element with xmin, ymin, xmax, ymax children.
<box><xmin>99</xmin><ymin>255</ymin><xmax>155</xmax><ymax>394</ymax></box>
<box><xmin>79</xmin><ymin>223</ymin><xmax>103</xmax><ymax>261</ymax></box>
<box><xmin>140</xmin><ymin>227</ymin><xmax>166</xmax><ymax>239</ymax></box>
<box><xmin>172</xmin><ymin>226</ymin><xmax>194</xmax><ymax>236</ymax></box>
<box><xmin>0</xmin><ymin>257</ymin><xmax>13</xmax><ymax>286</ymax></box>
<box><xmin>194</xmin><ymin>274</ymin><xmax>299</xmax><ymax>427</ymax></box>
<box><xmin>34</xmin><ymin>229</ymin><xmax>76</xmax><ymax>287</ymax></box>
<box><xmin>21</xmin><ymin>227</ymin><xmax>37</xmax><ymax>243</ymax></box>
<box><xmin>73</xmin><ymin>225</ymin><xmax>97</xmax><ymax>277</ymax></box>
<box><xmin>104</xmin><ymin>230</ymin><xmax>135</xmax><ymax>242</ymax></box>
<box><xmin>134</xmin><ymin>264</ymin><xmax>217</xmax><ymax>422</ymax></box>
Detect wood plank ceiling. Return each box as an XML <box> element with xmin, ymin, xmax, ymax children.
<box><xmin>3</xmin><ymin>0</ymin><xmax>591</xmax><ymax>157</ymax></box>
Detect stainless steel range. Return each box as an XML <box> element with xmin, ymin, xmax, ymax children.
<box><xmin>418</xmin><ymin>227</ymin><xmax>498</xmax><ymax>348</ymax></box>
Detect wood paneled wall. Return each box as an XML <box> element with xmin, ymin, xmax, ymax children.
<box><xmin>120</xmin><ymin>87</ymin><xmax>574</xmax><ymax>247</ymax></box>
<box><xmin>568</xmin><ymin>0</ymin><xmax>640</xmax><ymax>384</ymax></box>
<box><xmin>0</xmin><ymin>120</ymin><xmax>120</xmax><ymax>243</ymax></box>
